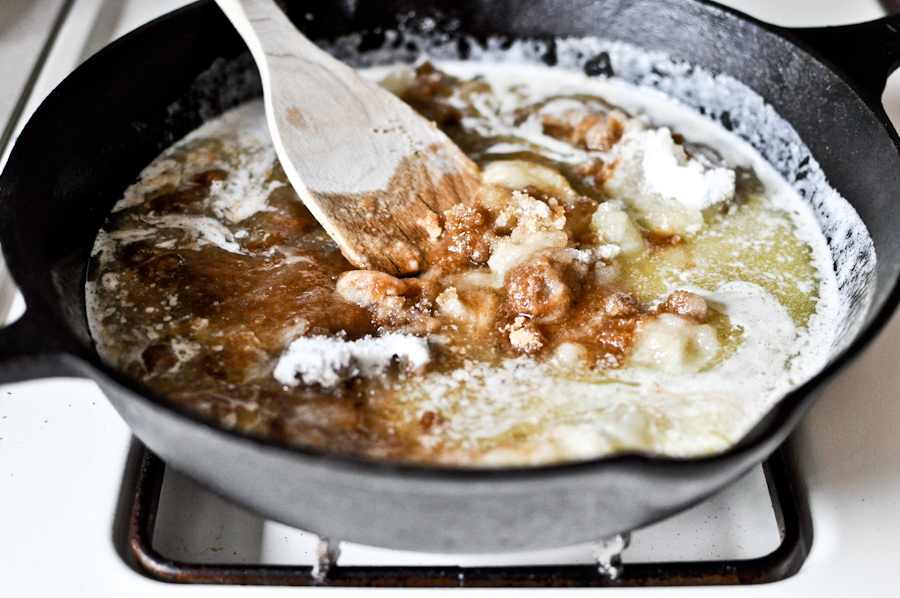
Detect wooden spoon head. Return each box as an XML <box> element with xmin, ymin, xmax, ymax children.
<box><xmin>268</xmin><ymin>65</ymin><xmax>483</xmax><ymax>275</ymax></box>
<box><xmin>219</xmin><ymin>0</ymin><xmax>481</xmax><ymax>275</ymax></box>
<box><xmin>311</xmin><ymin>141</ymin><xmax>482</xmax><ymax>274</ymax></box>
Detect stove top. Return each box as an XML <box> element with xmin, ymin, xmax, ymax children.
<box><xmin>2</xmin><ymin>0</ymin><xmax>900</xmax><ymax>595</ymax></box>
<box><xmin>126</xmin><ymin>444</ymin><xmax>804</xmax><ymax>586</ymax></box>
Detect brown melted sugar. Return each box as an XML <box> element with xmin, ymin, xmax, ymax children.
<box><xmin>94</xmin><ymin>171</ymin><xmax>430</xmax><ymax>458</ymax></box>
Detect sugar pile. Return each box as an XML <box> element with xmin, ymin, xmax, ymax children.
<box><xmin>274</xmin><ymin>333</ymin><xmax>431</xmax><ymax>388</ymax></box>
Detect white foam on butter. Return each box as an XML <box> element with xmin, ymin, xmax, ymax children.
<box><xmin>112</xmin><ymin>101</ymin><xmax>277</xmax><ymax>223</ymax></box>
<box><xmin>140</xmin><ymin>214</ymin><xmax>244</xmax><ymax>254</ymax></box>
<box><xmin>90</xmin><ymin>101</ymin><xmax>278</xmax><ymax>267</ymax></box>
<box><xmin>400</xmin><ymin>281</ymin><xmax>808</xmax><ymax>462</ymax></box>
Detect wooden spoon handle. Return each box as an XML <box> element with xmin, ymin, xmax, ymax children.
<box><xmin>215</xmin><ymin>0</ymin><xmax>481</xmax><ymax>274</ymax></box>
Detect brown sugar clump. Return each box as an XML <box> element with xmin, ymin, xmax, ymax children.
<box><xmin>603</xmin><ymin>292</ymin><xmax>639</xmax><ymax>317</ymax></box>
<box><xmin>441</xmin><ymin>204</ymin><xmax>495</xmax><ymax>266</ymax></box>
<box><xmin>541</xmin><ymin>110</ymin><xmax>625</xmax><ymax>152</ymax></box>
<box><xmin>505</xmin><ymin>251</ymin><xmax>587</xmax><ymax>324</ymax></box>
<box><xmin>505</xmin><ymin>316</ymin><xmax>544</xmax><ymax>354</ymax></box>
<box><xmin>662</xmin><ymin>290</ymin><xmax>709</xmax><ymax>322</ymax></box>
<box><xmin>400</xmin><ymin>62</ymin><xmax>462</xmax><ymax>128</ymax></box>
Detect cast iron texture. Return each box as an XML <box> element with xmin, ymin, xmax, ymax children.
<box><xmin>1</xmin><ymin>0</ymin><xmax>899</xmax><ymax>552</ymax></box>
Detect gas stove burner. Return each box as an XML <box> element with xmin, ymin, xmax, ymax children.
<box><xmin>123</xmin><ymin>445</ymin><xmax>808</xmax><ymax>587</ymax></box>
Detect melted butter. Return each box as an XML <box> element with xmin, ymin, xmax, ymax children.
<box><xmin>86</xmin><ymin>61</ymin><xmax>842</xmax><ymax>467</ymax></box>
<box><xmin>621</xmin><ymin>193</ymin><xmax>819</xmax><ymax>328</ymax></box>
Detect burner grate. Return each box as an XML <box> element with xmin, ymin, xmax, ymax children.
<box><xmin>125</xmin><ymin>445</ymin><xmax>808</xmax><ymax>587</ymax></box>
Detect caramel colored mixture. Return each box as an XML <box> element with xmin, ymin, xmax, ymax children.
<box><xmin>87</xmin><ymin>63</ymin><xmax>826</xmax><ymax>466</ymax></box>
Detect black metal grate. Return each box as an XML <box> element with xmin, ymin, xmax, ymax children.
<box><xmin>125</xmin><ymin>445</ymin><xmax>809</xmax><ymax>587</ymax></box>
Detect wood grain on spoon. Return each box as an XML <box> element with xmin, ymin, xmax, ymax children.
<box><xmin>215</xmin><ymin>0</ymin><xmax>481</xmax><ymax>275</ymax></box>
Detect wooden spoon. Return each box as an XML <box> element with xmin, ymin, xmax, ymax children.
<box><xmin>215</xmin><ymin>0</ymin><xmax>481</xmax><ymax>275</ymax></box>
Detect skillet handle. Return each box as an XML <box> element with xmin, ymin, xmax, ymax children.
<box><xmin>784</xmin><ymin>13</ymin><xmax>900</xmax><ymax>104</ymax></box>
<box><xmin>0</xmin><ymin>301</ymin><xmax>92</xmax><ymax>384</ymax></box>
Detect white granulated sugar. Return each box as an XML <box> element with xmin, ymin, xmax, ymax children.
<box><xmin>274</xmin><ymin>333</ymin><xmax>431</xmax><ymax>388</ymax></box>
<box><xmin>588</xmin><ymin>245</ymin><xmax>620</xmax><ymax>260</ymax></box>
<box><xmin>597</xmin><ymin>245</ymin><xmax>621</xmax><ymax>259</ymax></box>
<box><xmin>628</xmin><ymin>127</ymin><xmax>735</xmax><ymax>210</ymax></box>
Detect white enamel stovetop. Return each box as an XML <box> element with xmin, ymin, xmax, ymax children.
<box><xmin>2</xmin><ymin>0</ymin><xmax>900</xmax><ymax>596</ymax></box>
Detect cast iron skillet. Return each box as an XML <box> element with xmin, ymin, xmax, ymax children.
<box><xmin>1</xmin><ymin>0</ymin><xmax>900</xmax><ymax>553</ymax></box>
